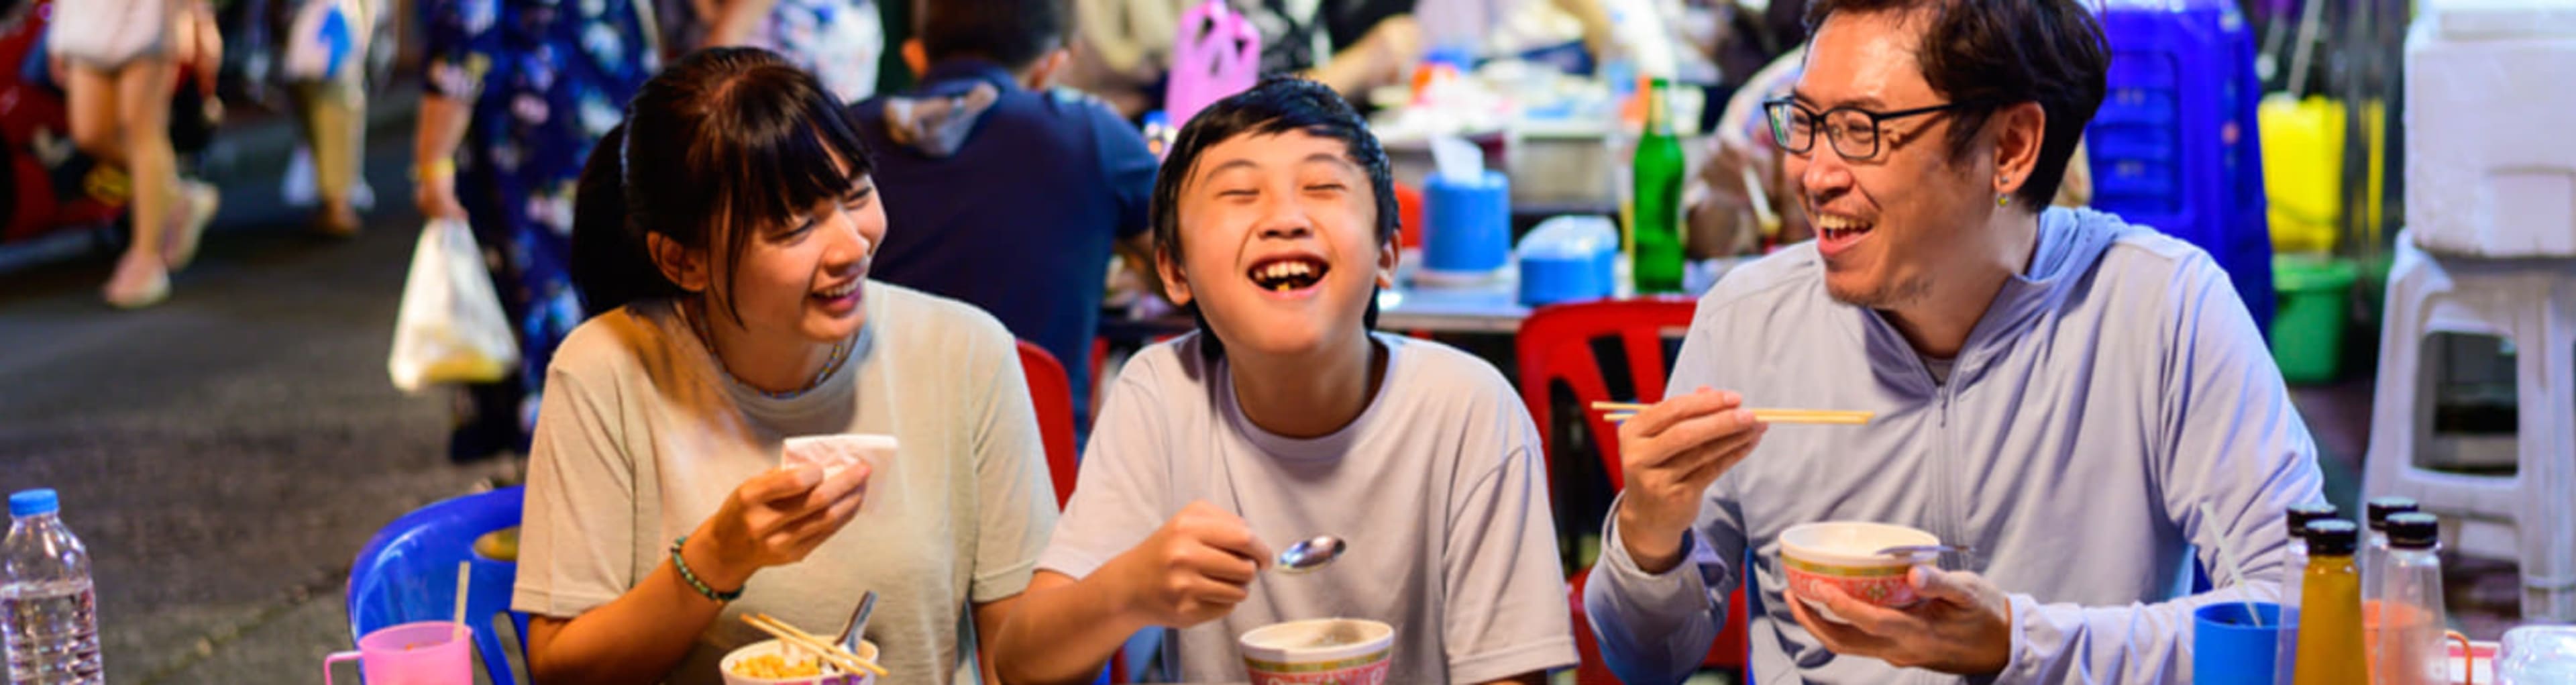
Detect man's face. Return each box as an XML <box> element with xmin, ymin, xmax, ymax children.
<box><xmin>1159</xmin><ymin>130</ymin><xmax>1397</xmax><ymax>358</ymax></box>
<box><xmin>1786</xmin><ymin>9</ymin><xmax>2000</xmax><ymax>309</ymax></box>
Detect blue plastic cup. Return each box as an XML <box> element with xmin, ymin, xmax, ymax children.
<box><xmin>2193</xmin><ymin>602</ymin><xmax>2282</xmax><ymax>685</ymax></box>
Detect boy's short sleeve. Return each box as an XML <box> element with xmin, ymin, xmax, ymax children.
<box><xmin>1438</xmin><ymin>397</ymin><xmax>1580</xmax><ymax>682</ymax></box>
<box><xmin>1034</xmin><ymin>352</ymin><xmax>1173</xmax><ymax>578</ymax></box>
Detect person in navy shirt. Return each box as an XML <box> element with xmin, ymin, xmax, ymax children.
<box><xmin>855</xmin><ymin>0</ymin><xmax>1157</xmax><ymax>432</ymax></box>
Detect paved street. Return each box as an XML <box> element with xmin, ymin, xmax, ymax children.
<box><xmin>2</xmin><ymin>89</ymin><xmax>516</xmax><ymax>684</ymax></box>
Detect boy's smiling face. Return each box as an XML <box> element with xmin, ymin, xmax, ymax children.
<box><xmin>1159</xmin><ymin>129</ymin><xmax>1398</xmax><ymax>358</ymax></box>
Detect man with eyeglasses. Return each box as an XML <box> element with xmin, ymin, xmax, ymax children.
<box><xmin>1582</xmin><ymin>1</ymin><xmax>2323</xmax><ymax>682</ymax></box>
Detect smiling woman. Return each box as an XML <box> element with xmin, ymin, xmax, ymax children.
<box><xmin>513</xmin><ymin>46</ymin><xmax>1060</xmax><ymax>685</ymax></box>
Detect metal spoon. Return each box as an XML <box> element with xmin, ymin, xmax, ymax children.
<box><xmin>835</xmin><ymin>590</ymin><xmax>877</xmax><ymax>654</ymax></box>
<box><xmin>1875</xmin><ymin>544</ymin><xmax>1972</xmax><ymax>559</ymax></box>
<box><xmin>1275</xmin><ymin>535</ymin><xmax>1346</xmax><ymax>574</ymax></box>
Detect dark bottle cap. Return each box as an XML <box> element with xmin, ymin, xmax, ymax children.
<box><xmin>2387</xmin><ymin>512</ymin><xmax>2440</xmax><ymax>549</ymax></box>
<box><xmin>2288</xmin><ymin>503</ymin><xmax>2340</xmax><ymax>538</ymax></box>
<box><xmin>2367</xmin><ymin>496</ymin><xmax>2420</xmax><ymax>530</ymax></box>
<box><xmin>2304</xmin><ymin>519</ymin><xmax>2360</xmax><ymax>556</ymax></box>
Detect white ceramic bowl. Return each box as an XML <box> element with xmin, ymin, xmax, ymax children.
<box><xmin>720</xmin><ymin>638</ymin><xmax>880</xmax><ymax>685</ymax></box>
<box><xmin>1779</xmin><ymin>521</ymin><xmax>1941</xmax><ymax>619</ymax></box>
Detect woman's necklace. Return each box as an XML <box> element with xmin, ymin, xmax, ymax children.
<box><xmin>682</xmin><ymin>301</ymin><xmax>854</xmax><ymax>401</ymax></box>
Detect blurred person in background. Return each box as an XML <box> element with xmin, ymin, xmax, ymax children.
<box><xmin>690</xmin><ymin>0</ymin><xmax>883</xmax><ymax>103</ymax></box>
<box><xmin>1059</xmin><ymin>0</ymin><xmax>1185</xmax><ymax>119</ymax></box>
<box><xmin>1410</xmin><ymin>0</ymin><xmax>1613</xmax><ymax>70</ymax></box>
<box><xmin>1058</xmin><ymin>0</ymin><xmax>1429</xmax><ymax>118</ymax></box>
<box><xmin>272</xmin><ymin>0</ymin><xmax>380</xmax><ymax>236</ymax></box>
<box><xmin>411</xmin><ymin>0</ymin><xmax>655</xmax><ymax>461</ymax></box>
<box><xmin>1246</xmin><ymin>0</ymin><xmax>1425</xmax><ymax>98</ymax></box>
<box><xmin>48</xmin><ymin>0</ymin><xmax>226</xmax><ymax>308</ymax></box>
<box><xmin>862</xmin><ymin>0</ymin><xmax>1158</xmax><ymax>436</ymax></box>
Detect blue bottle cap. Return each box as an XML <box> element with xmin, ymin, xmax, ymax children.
<box><xmin>9</xmin><ymin>488</ymin><xmax>59</xmax><ymax>517</ymax></box>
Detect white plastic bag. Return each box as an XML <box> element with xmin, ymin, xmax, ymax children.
<box><xmin>388</xmin><ymin>218</ymin><xmax>519</xmax><ymax>393</ymax></box>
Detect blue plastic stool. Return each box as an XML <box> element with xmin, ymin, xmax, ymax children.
<box><xmin>345</xmin><ymin>486</ymin><xmax>528</xmax><ymax>685</ymax></box>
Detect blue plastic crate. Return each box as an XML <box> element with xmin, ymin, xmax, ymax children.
<box><xmin>2090</xmin><ymin>0</ymin><xmax>2277</xmax><ymax>333</ymax></box>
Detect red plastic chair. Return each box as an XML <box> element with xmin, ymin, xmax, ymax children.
<box><xmin>1515</xmin><ymin>298</ymin><xmax>1749</xmax><ymax>683</ymax></box>
<box><xmin>1018</xmin><ymin>341</ymin><xmax>1135</xmax><ymax>684</ymax></box>
<box><xmin>1016</xmin><ymin>341</ymin><xmax>1081</xmax><ymax>511</ymax></box>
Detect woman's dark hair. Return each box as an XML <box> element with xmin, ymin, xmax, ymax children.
<box><xmin>1804</xmin><ymin>0</ymin><xmax>2108</xmax><ymax>209</ymax></box>
<box><xmin>1147</xmin><ymin>77</ymin><xmax>1395</xmax><ymax>355</ymax></box>
<box><xmin>571</xmin><ymin>47</ymin><xmax>876</xmax><ymax>320</ymax></box>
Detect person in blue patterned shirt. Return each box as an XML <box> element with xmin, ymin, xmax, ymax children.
<box><xmin>411</xmin><ymin>0</ymin><xmax>656</xmax><ymax>462</ymax></box>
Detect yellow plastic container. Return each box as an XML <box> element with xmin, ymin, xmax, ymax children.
<box><xmin>2260</xmin><ymin>95</ymin><xmax>2344</xmax><ymax>254</ymax></box>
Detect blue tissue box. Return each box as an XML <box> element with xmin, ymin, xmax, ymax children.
<box><xmin>1422</xmin><ymin>170</ymin><xmax>1511</xmax><ymax>275</ymax></box>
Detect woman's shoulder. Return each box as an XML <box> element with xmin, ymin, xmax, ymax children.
<box><xmin>867</xmin><ymin>281</ymin><xmax>1018</xmax><ymax>358</ymax></box>
<box><xmin>548</xmin><ymin>301</ymin><xmax>688</xmax><ymax>384</ymax></box>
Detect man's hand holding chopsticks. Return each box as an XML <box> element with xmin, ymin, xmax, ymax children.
<box><xmin>1612</xmin><ymin>387</ymin><xmax>1768</xmax><ymax>575</ymax></box>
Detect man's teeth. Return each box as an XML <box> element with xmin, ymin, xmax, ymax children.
<box><xmin>1816</xmin><ymin>216</ymin><xmax>1872</xmax><ymax>239</ymax></box>
<box><xmin>817</xmin><ymin>281</ymin><xmax>858</xmax><ymax>297</ymax></box>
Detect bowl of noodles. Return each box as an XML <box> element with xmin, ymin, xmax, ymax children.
<box><xmin>721</xmin><ymin>638</ymin><xmax>880</xmax><ymax>685</ymax></box>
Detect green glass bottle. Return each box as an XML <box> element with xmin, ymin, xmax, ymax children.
<box><xmin>1631</xmin><ymin>78</ymin><xmax>1686</xmax><ymax>293</ymax></box>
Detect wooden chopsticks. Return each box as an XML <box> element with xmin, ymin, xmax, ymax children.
<box><xmin>1589</xmin><ymin>401</ymin><xmax>1874</xmax><ymax>425</ymax></box>
<box><xmin>741</xmin><ymin>613</ymin><xmax>891</xmax><ymax>678</ymax></box>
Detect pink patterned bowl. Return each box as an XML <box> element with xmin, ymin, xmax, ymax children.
<box><xmin>1238</xmin><ymin>619</ymin><xmax>1394</xmax><ymax>685</ymax></box>
<box><xmin>1780</xmin><ymin>521</ymin><xmax>1941</xmax><ymax>622</ymax></box>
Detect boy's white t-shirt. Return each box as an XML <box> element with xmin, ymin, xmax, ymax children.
<box><xmin>1038</xmin><ymin>332</ymin><xmax>1578</xmax><ymax>684</ymax></box>
<box><xmin>512</xmin><ymin>284</ymin><xmax>1058</xmax><ymax>685</ymax></box>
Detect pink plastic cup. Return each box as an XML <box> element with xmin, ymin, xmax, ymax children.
<box><xmin>322</xmin><ymin>621</ymin><xmax>474</xmax><ymax>685</ymax></box>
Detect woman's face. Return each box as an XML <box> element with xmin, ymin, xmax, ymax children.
<box><xmin>716</xmin><ymin>173</ymin><xmax>886</xmax><ymax>345</ymax></box>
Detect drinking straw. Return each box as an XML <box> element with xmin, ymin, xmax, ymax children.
<box><xmin>453</xmin><ymin>561</ymin><xmax>473</xmax><ymax>642</ymax></box>
<box><xmin>2198</xmin><ymin>503</ymin><xmax>2265</xmax><ymax>627</ymax></box>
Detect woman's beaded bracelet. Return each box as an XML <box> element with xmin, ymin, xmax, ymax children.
<box><xmin>670</xmin><ymin>535</ymin><xmax>743</xmax><ymax>602</ymax></box>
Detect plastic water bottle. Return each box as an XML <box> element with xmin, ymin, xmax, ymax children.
<box><xmin>3</xmin><ymin>489</ymin><xmax>102</xmax><ymax>684</ymax></box>
<box><xmin>2359</xmin><ymin>496</ymin><xmax>2416</xmax><ymax>613</ymax></box>
<box><xmin>2371</xmin><ymin>513</ymin><xmax>2445</xmax><ymax>685</ymax></box>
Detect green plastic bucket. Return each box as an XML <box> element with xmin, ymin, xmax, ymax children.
<box><xmin>2269</xmin><ymin>255</ymin><xmax>2359</xmax><ymax>384</ymax></box>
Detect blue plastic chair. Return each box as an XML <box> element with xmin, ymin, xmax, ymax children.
<box><xmin>345</xmin><ymin>486</ymin><xmax>529</xmax><ymax>685</ymax></box>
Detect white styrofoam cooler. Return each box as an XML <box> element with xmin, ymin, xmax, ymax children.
<box><xmin>2404</xmin><ymin>0</ymin><xmax>2576</xmax><ymax>258</ymax></box>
